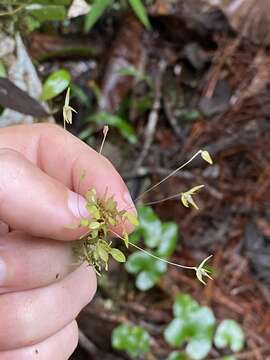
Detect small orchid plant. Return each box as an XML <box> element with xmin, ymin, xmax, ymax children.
<box><xmin>64</xmin><ymin>88</ymin><xmax>214</xmax><ymax>285</ymax></box>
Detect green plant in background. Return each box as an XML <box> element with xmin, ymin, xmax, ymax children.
<box><xmin>167</xmin><ymin>351</ymin><xmax>190</xmax><ymax>360</ymax></box>
<box><xmin>214</xmin><ymin>320</ymin><xmax>245</xmax><ymax>353</ymax></box>
<box><xmin>84</xmin><ymin>0</ymin><xmax>151</xmax><ymax>33</ymax></box>
<box><xmin>111</xmin><ymin>294</ymin><xmax>245</xmax><ymax>359</ymax></box>
<box><xmin>42</xmin><ymin>69</ymin><xmax>71</xmax><ymax>101</ymax></box>
<box><xmin>88</xmin><ymin>111</ymin><xmax>137</xmax><ymax>144</ymax></box>
<box><xmin>0</xmin><ymin>0</ymin><xmax>72</xmax><ymax>32</ymax></box>
<box><xmin>125</xmin><ymin>206</ymin><xmax>178</xmax><ymax>290</ymax></box>
<box><xmin>164</xmin><ymin>294</ymin><xmax>216</xmax><ymax>360</ymax></box>
<box><xmin>112</xmin><ymin>324</ymin><xmax>151</xmax><ymax>358</ymax></box>
<box><xmin>164</xmin><ymin>294</ymin><xmax>245</xmax><ymax>360</ymax></box>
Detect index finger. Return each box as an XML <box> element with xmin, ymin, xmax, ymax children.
<box><xmin>0</xmin><ymin>124</ymin><xmax>136</xmax><ymax>239</ymax></box>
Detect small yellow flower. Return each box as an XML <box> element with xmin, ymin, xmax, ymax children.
<box><xmin>181</xmin><ymin>185</ymin><xmax>205</xmax><ymax>210</ymax></box>
<box><xmin>201</xmin><ymin>150</ymin><xmax>213</xmax><ymax>165</ymax></box>
<box><xmin>63</xmin><ymin>87</ymin><xmax>77</xmax><ymax>127</ymax></box>
<box><xmin>195</xmin><ymin>255</ymin><xmax>213</xmax><ymax>285</ymax></box>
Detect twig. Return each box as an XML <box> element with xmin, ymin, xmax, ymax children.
<box><xmin>78</xmin><ymin>329</ymin><xmax>99</xmax><ymax>357</ymax></box>
<box><xmin>134</xmin><ymin>59</ymin><xmax>167</xmax><ymax>170</ymax></box>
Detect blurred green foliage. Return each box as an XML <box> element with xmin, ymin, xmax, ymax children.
<box><xmin>214</xmin><ymin>320</ymin><xmax>245</xmax><ymax>352</ymax></box>
<box><xmin>125</xmin><ymin>206</ymin><xmax>179</xmax><ymax>290</ymax></box>
<box><xmin>84</xmin><ymin>0</ymin><xmax>151</xmax><ymax>32</ymax></box>
<box><xmin>112</xmin><ymin>324</ymin><xmax>151</xmax><ymax>358</ymax></box>
<box><xmin>42</xmin><ymin>69</ymin><xmax>71</xmax><ymax>101</ymax></box>
<box><xmin>164</xmin><ymin>294</ymin><xmax>216</xmax><ymax>360</ymax></box>
<box><xmin>88</xmin><ymin>111</ymin><xmax>138</xmax><ymax>144</ymax></box>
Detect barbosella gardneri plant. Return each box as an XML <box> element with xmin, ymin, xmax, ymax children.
<box><xmin>63</xmin><ymin>88</ymin><xmax>214</xmax><ymax>284</ymax></box>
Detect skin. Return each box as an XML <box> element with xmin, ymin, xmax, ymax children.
<box><xmin>0</xmin><ymin>123</ymin><xmax>136</xmax><ymax>359</ymax></box>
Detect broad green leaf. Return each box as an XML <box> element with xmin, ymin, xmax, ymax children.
<box><xmin>26</xmin><ymin>4</ymin><xmax>67</xmax><ymax>22</ymax></box>
<box><xmin>214</xmin><ymin>319</ymin><xmax>245</xmax><ymax>352</ymax></box>
<box><xmin>173</xmin><ymin>294</ymin><xmax>199</xmax><ymax>318</ymax></box>
<box><xmin>189</xmin><ymin>307</ymin><xmax>216</xmax><ymax>331</ymax></box>
<box><xmin>186</xmin><ymin>336</ymin><xmax>213</xmax><ymax>360</ymax></box>
<box><xmin>157</xmin><ymin>222</ymin><xmax>178</xmax><ymax>259</ymax></box>
<box><xmin>110</xmin><ymin>248</ymin><xmax>126</xmax><ymax>263</ymax></box>
<box><xmin>164</xmin><ymin>318</ymin><xmax>189</xmax><ymax>347</ymax></box>
<box><xmin>96</xmin><ymin>244</ymin><xmax>109</xmax><ymax>263</ymax></box>
<box><xmin>128</xmin><ymin>0</ymin><xmax>151</xmax><ymax>29</ymax></box>
<box><xmin>125</xmin><ymin>251</ymin><xmax>167</xmax><ymax>290</ymax></box>
<box><xmin>135</xmin><ymin>270</ymin><xmax>159</xmax><ymax>291</ymax></box>
<box><xmin>222</xmin><ymin>357</ymin><xmax>237</xmax><ymax>360</ymax></box>
<box><xmin>84</xmin><ymin>0</ymin><xmax>111</xmax><ymax>32</ymax></box>
<box><xmin>112</xmin><ymin>324</ymin><xmax>150</xmax><ymax>358</ymax></box>
<box><xmin>129</xmin><ymin>228</ymin><xmax>143</xmax><ymax>244</ymax></box>
<box><xmin>42</xmin><ymin>69</ymin><xmax>71</xmax><ymax>100</ymax></box>
<box><xmin>165</xmin><ymin>294</ymin><xmax>215</xmax><ymax>359</ymax></box>
<box><xmin>138</xmin><ymin>206</ymin><xmax>162</xmax><ymax>248</ymax></box>
<box><xmin>125</xmin><ymin>251</ymin><xmax>154</xmax><ymax>274</ymax></box>
<box><xmin>89</xmin><ymin>112</ymin><xmax>137</xmax><ymax>144</ymax></box>
<box><xmin>167</xmin><ymin>351</ymin><xmax>189</xmax><ymax>360</ymax></box>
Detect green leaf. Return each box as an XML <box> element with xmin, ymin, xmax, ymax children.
<box><xmin>112</xmin><ymin>324</ymin><xmax>150</xmax><ymax>358</ymax></box>
<box><xmin>164</xmin><ymin>294</ymin><xmax>216</xmax><ymax>359</ymax></box>
<box><xmin>124</xmin><ymin>212</ymin><xmax>139</xmax><ymax>227</ymax></box>
<box><xmin>128</xmin><ymin>0</ymin><xmax>151</xmax><ymax>29</ymax></box>
<box><xmin>110</xmin><ymin>248</ymin><xmax>126</xmax><ymax>263</ymax></box>
<box><xmin>42</xmin><ymin>69</ymin><xmax>71</xmax><ymax>100</ymax></box>
<box><xmin>80</xmin><ymin>218</ymin><xmax>89</xmax><ymax>227</ymax></box>
<box><xmin>84</xmin><ymin>0</ymin><xmax>111</xmax><ymax>33</ymax></box>
<box><xmin>125</xmin><ymin>251</ymin><xmax>152</xmax><ymax>274</ymax></box>
<box><xmin>164</xmin><ymin>318</ymin><xmax>189</xmax><ymax>347</ymax></box>
<box><xmin>222</xmin><ymin>357</ymin><xmax>237</xmax><ymax>360</ymax></box>
<box><xmin>89</xmin><ymin>112</ymin><xmax>137</xmax><ymax>144</ymax></box>
<box><xmin>167</xmin><ymin>351</ymin><xmax>189</xmax><ymax>360</ymax></box>
<box><xmin>135</xmin><ymin>270</ymin><xmax>159</xmax><ymax>291</ymax></box>
<box><xmin>89</xmin><ymin>221</ymin><xmax>100</xmax><ymax>230</ymax></box>
<box><xmin>26</xmin><ymin>4</ymin><xmax>67</xmax><ymax>22</ymax></box>
<box><xmin>157</xmin><ymin>222</ymin><xmax>178</xmax><ymax>259</ymax></box>
<box><xmin>173</xmin><ymin>294</ymin><xmax>199</xmax><ymax>318</ymax></box>
<box><xmin>138</xmin><ymin>206</ymin><xmax>163</xmax><ymax>248</ymax></box>
<box><xmin>97</xmin><ymin>244</ymin><xmax>109</xmax><ymax>263</ymax></box>
<box><xmin>118</xmin><ymin>66</ymin><xmax>152</xmax><ymax>86</ymax></box>
<box><xmin>214</xmin><ymin>319</ymin><xmax>245</xmax><ymax>352</ymax></box>
<box><xmin>186</xmin><ymin>336</ymin><xmax>213</xmax><ymax>360</ymax></box>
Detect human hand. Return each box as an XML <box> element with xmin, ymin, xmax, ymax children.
<box><xmin>0</xmin><ymin>123</ymin><xmax>136</xmax><ymax>359</ymax></box>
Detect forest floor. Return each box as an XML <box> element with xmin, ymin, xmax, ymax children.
<box><xmin>25</xmin><ymin>2</ymin><xmax>270</xmax><ymax>359</ymax></box>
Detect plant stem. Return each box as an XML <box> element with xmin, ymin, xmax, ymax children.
<box><xmin>109</xmin><ymin>229</ymin><xmax>196</xmax><ymax>271</ymax></box>
<box><xmin>130</xmin><ymin>242</ymin><xmax>196</xmax><ymax>271</ymax></box>
<box><xmin>134</xmin><ymin>150</ymin><xmax>202</xmax><ymax>202</ymax></box>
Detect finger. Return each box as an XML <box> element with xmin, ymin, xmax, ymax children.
<box><xmin>0</xmin><ymin>263</ymin><xmax>96</xmax><ymax>351</ymax></box>
<box><xmin>0</xmin><ymin>123</ymin><xmax>136</xmax><ymax>219</ymax></box>
<box><xmin>0</xmin><ymin>221</ymin><xmax>9</xmax><ymax>236</ymax></box>
<box><xmin>0</xmin><ymin>231</ymin><xmax>77</xmax><ymax>294</ymax></box>
<box><xmin>0</xmin><ymin>320</ymin><xmax>78</xmax><ymax>360</ymax></box>
<box><xmin>0</xmin><ymin>148</ymin><xmax>95</xmax><ymax>240</ymax></box>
